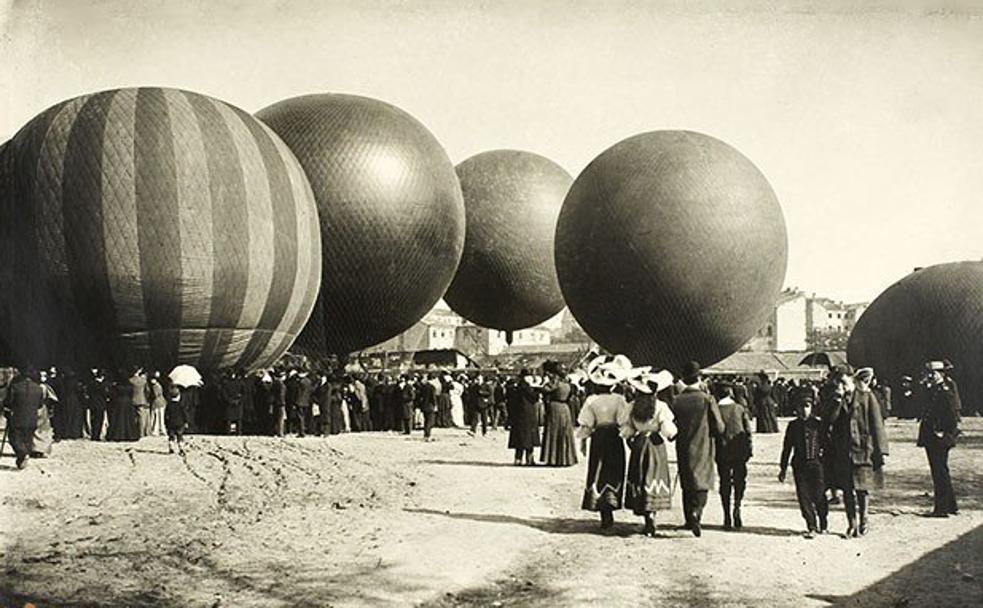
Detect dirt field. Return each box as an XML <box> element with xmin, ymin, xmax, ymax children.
<box><xmin>1</xmin><ymin>417</ymin><xmax>981</xmax><ymax>607</ymax></box>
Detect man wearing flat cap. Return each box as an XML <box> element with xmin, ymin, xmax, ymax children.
<box><xmin>670</xmin><ymin>361</ymin><xmax>725</xmax><ymax>537</ymax></box>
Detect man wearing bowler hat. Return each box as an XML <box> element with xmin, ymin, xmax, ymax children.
<box><xmin>670</xmin><ymin>361</ymin><xmax>725</xmax><ymax>537</ymax></box>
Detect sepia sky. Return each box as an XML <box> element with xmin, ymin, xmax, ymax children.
<box><xmin>3</xmin><ymin>0</ymin><xmax>983</xmax><ymax>304</ymax></box>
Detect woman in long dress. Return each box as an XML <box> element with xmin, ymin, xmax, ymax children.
<box><xmin>577</xmin><ymin>356</ymin><xmax>631</xmax><ymax>528</ymax></box>
<box><xmin>56</xmin><ymin>369</ymin><xmax>86</xmax><ymax>440</ymax></box>
<box><xmin>540</xmin><ymin>361</ymin><xmax>578</xmax><ymax>467</ymax></box>
<box><xmin>107</xmin><ymin>370</ymin><xmax>140</xmax><ymax>442</ymax></box>
<box><xmin>621</xmin><ymin>369</ymin><xmax>677</xmax><ymax>537</ymax></box>
<box><xmin>449</xmin><ymin>377</ymin><xmax>466</xmax><ymax>428</ymax></box>
<box><xmin>508</xmin><ymin>373</ymin><xmax>542</xmax><ymax>465</ymax></box>
<box><xmin>32</xmin><ymin>372</ymin><xmax>57</xmax><ymax>457</ymax></box>
<box><xmin>753</xmin><ymin>372</ymin><xmax>780</xmax><ymax>433</ymax></box>
<box><xmin>149</xmin><ymin>373</ymin><xmax>167</xmax><ymax>436</ymax></box>
<box><xmin>824</xmin><ymin>367</ymin><xmax>888</xmax><ymax>538</ymax></box>
<box><xmin>437</xmin><ymin>376</ymin><xmax>453</xmax><ymax>428</ymax></box>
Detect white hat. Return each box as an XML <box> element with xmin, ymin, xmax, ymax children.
<box><xmin>629</xmin><ymin>369</ymin><xmax>675</xmax><ymax>394</ymax></box>
<box><xmin>586</xmin><ymin>354</ymin><xmax>634</xmax><ymax>386</ymax></box>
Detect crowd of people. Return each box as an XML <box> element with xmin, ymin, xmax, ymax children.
<box><xmin>1</xmin><ymin>353</ymin><xmax>964</xmax><ymax>540</ymax></box>
<box><xmin>574</xmin><ymin>354</ymin><xmax>962</xmax><ymax>539</ymax></box>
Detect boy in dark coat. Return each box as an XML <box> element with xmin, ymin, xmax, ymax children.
<box><xmin>713</xmin><ymin>383</ymin><xmax>753</xmax><ymax>530</ymax></box>
<box><xmin>779</xmin><ymin>395</ymin><xmax>828</xmax><ymax>538</ymax></box>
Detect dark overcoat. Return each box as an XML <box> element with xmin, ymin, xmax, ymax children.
<box><xmin>825</xmin><ymin>388</ymin><xmax>889</xmax><ymax>490</ymax></box>
<box><xmin>671</xmin><ymin>386</ymin><xmax>725</xmax><ymax>492</ymax></box>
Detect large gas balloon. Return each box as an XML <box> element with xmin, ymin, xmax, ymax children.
<box><xmin>0</xmin><ymin>87</ymin><xmax>322</xmax><ymax>370</ymax></box>
<box><xmin>257</xmin><ymin>94</ymin><xmax>465</xmax><ymax>355</ymax></box>
<box><xmin>848</xmin><ymin>262</ymin><xmax>983</xmax><ymax>414</ymax></box>
<box><xmin>445</xmin><ymin>150</ymin><xmax>572</xmax><ymax>330</ymax></box>
<box><xmin>555</xmin><ymin>130</ymin><xmax>787</xmax><ymax>373</ymax></box>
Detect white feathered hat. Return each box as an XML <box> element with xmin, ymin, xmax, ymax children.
<box><xmin>628</xmin><ymin>368</ymin><xmax>675</xmax><ymax>394</ymax></box>
<box><xmin>586</xmin><ymin>354</ymin><xmax>634</xmax><ymax>386</ymax></box>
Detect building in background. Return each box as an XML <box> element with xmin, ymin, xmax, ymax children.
<box><xmin>455</xmin><ymin>324</ymin><xmax>552</xmax><ymax>358</ymax></box>
<box><xmin>745</xmin><ymin>289</ymin><xmax>868</xmax><ymax>353</ymax></box>
<box><xmin>362</xmin><ymin>308</ymin><xmax>464</xmax><ymax>354</ymax></box>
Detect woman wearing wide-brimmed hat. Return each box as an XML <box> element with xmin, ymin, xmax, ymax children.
<box><xmin>540</xmin><ymin>360</ymin><xmax>578</xmax><ymax>466</ymax></box>
<box><xmin>621</xmin><ymin>368</ymin><xmax>677</xmax><ymax>536</ymax></box>
<box><xmin>577</xmin><ymin>355</ymin><xmax>633</xmax><ymax>528</ymax></box>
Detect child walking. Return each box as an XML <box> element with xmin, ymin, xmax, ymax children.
<box><xmin>165</xmin><ymin>383</ymin><xmax>188</xmax><ymax>456</ymax></box>
<box><xmin>779</xmin><ymin>397</ymin><xmax>828</xmax><ymax>538</ymax></box>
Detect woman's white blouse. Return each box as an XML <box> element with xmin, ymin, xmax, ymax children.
<box><xmin>576</xmin><ymin>393</ymin><xmax>629</xmax><ymax>439</ymax></box>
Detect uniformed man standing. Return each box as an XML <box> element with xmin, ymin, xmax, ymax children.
<box><xmin>917</xmin><ymin>361</ymin><xmax>961</xmax><ymax>517</ymax></box>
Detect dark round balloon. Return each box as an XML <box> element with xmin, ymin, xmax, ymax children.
<box><xmin>0</xmin><ymin>88</ymin><xmax>322</xmax><ymax>371</ymax></box>
<box><xmin>445</xmin><ymin>150</ymin><xmax>572</xmax><ymax>331</ymax></box>
<box><xmin>256</xmin><ymin>94</ymin><xmax>465</xmax><ymax>355</ymax></box>
<box><xmin>0</xmin><ymin>140</ymin><xmax>14</xmax><ymax>362</ymax></box>
<box><xmin>848</xmin><ymin>262</ymin><xmax>983</xmax><ymax>413</ymax></box>
<box><xmin>555</xmin><ymin>130</ymin><xmax>787</xmax><ymax>373</ymax></box>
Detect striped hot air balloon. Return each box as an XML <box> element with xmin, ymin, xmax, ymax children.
<box><xmin>0</xmin><ymin>87</ymin><xmax>321</xmax><ymax>371</ymax></box>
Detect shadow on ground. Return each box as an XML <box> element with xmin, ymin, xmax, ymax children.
<box><xmin>405</xmin><ymin>508</ymin><xmax>803</xmax><ymax>539</ymax></box>
<box><xmin>806</xmin><ymin>523</ymin><xmax>983</xmax><ymax>607</ymax></box>
<box><xmin>420</xmin><ymin>459</ymin><xmax>522</xmax><ymax>468</ymax></box>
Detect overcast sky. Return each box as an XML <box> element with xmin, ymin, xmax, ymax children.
<box><xmin>3</xmin><ymin>0</ymin><xmax>982</xmax><ymax>304</ymax></box>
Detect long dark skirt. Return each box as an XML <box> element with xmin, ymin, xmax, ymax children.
<box><xmin>582</xmin><ymin>425</ymin><xmax>625</xmax><ymax>511</ymax></box>
<box><xmin>436</xmin><ymin>394</ymin><xmax>452</xmax><ymax>427</ymax></box>
<box><xmin>540</xmin><ymin>402</ymin><xmax>578</xmax><ymax>466</ymax></box>
<box><xmin>509</xmin><ymin>401</ymin><xmax>541</xmax><ymax>450</ymax></box>
<box><xmin>57</xmin><ymin>394</ymin><xmax>86</xmax><ymax>439</ymax></box>
<box><xmin>756</xmin><ymin>402</ymin><xmax>779</xmax><ymax>433</ymax></box>
<box><xmin>107</xmin><ymin>402</ymin><xmax>140</xmax><ymax>442</ymax></box>
<box><xmin>625</xmin><ymin>433</ymin><xmax>673</xmax><ymax>515</ymax></box>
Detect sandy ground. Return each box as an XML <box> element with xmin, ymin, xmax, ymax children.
<box><xmin>1</xmin><ymin>417</ymin><xmax>982</xmax><ymax>608</ymax></box>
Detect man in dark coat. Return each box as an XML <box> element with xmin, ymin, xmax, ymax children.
<box><xmin>918</xmin><ymin>362</ymin><xmax>961</xmax><ymax>517</ymax></box>
<box><xmin>292</xmin><ymin>370</ymin><xmax>315</xmax><ymax>437</ymax></box>
<box><xmin>272</xmin><ymin>369</ymin><xmax>288</xmax><ymax>437</ymax></box>
<box><xmin>671</xmin><ymin>361</ymin><xmax>725</xmax><ymax>537</ymax></box>
<box><xmin>418</xmin><ymin>374</ymin><xmax>438</xmax><ymax>441</ymax></box>
<box><xmin>3</xmin><ymin>369</ymin><xmax>44</xmax><ymax>469</ymax></box>
<box><xmin>470</xmin><ymin>375</ymin><xmax>494</xmax><ymax>437</ymax></box>
<box><xmin>86</xmin><ymin>369</ymin><xmax>110</xmax><ymax>441</ymax></box>
<box><xmin>220</xmin><ymin>371</ymin><xmax>246</xmax><ymax>435</ymax></box>
<box><xmin>713</xmin><ymin>382</ymin><xmax>753</xmax><ymax>530</ymax></box>
<box><xmin>824</xmin><ymin>368</ymin><xmax>889</xmax><ymax>537</ymax></box>
<box><xmin>397</xmin><ymin>376</ymin><xmax>415</xmax><ymax>435</ymax></box>
<box><xmin>370</xmin><ymin>375</ymin><xmax>389</xmax><ymax>431</ymax></box>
